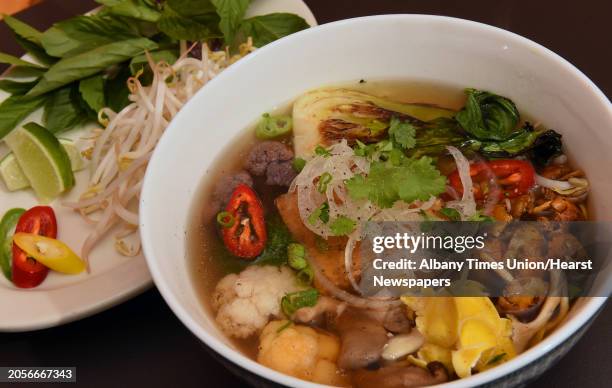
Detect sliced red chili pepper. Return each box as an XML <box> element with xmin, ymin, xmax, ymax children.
<box><xmin>449</xmin><ymin>160</ymin><xmax>535</xmax><ymax>200</ymax></box>
<box><xmin>12</xmin><ymin>206</ymin><xmax>57</xmax><ymax>288</ymax></box>
<box><xmin>221</xmin><ymin>184</ymin><xmax>267</xmax><ymax>259</ymax></box>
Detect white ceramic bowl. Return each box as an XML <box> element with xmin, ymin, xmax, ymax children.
<box><xmin>141</xmin><ymin>15</ymin><xmax>611</xmax><ymax>387</ymax></box>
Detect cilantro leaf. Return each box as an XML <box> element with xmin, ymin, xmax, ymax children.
<box><xmin>396</xmin><ymin>157</ymin><xmax>447</xmax><ymax>203</ymax></box>
<box><xmin>389</xmin><ymin>116</ymin><xmax>416</xmax><ymax>149</ymax></box>
<box><xmin>330</xmin><ymin>216</ymin><xmax>356</xmax><ymax>236</ymax></box>
<box><xmin>467</xmin><ymin>210</ymin><xmax>494</xmax><ymax>222</ymax></box>
<box><xmin>346</xmin><ymin>157</ymin><xmax>446</xmax><ymax>208</ymax></box>
<box><xmin>308</xmin><ymin>202</ymin><xmax>329</xmax><ymax>225</ymax></box>
<box><xmin>346</xmin><ymin>161</ymin><xmax>398</xmax><ymax>208</ymax></box>
<box><xmin>440</xmin><ymin>207</ymin><xmax>461</xmax><ymax>221</ymax></box>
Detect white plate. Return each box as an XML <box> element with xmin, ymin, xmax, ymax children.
<box><xmin>0</xmin><ymin>0</ymin><xmax>317</xmax><ymax>332</ymax></box>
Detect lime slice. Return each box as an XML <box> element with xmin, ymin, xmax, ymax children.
<box><xmin>0</xmin><ymin>139</ymin><xmax>84</xmax><ymax>192</ymax></box>
<box><xmin>3</xmin><ymin>123</ymin><xmax>75</xmax><ymax>201</ymax></box>
<box><xmin>0</xmin><ymin>153</ymin><xmax>30</xmax><ymax>191</ymax></box>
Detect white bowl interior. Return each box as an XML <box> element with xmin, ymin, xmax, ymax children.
<box><xmin>141</xmin><ymin>15</ymin><xmax>611</xmax><ymax>387</ymax></box>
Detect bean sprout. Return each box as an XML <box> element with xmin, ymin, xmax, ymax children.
<box><xmin>65</xmin><ymin>40</ymin><xmax>256</xmax><ymax>266</ymax></box>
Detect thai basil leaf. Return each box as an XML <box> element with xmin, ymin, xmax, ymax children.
<box><xmin>157</xmin><ymin>2</ymin><xmax>220</xmax><ymax>41</ymax></box>
<box><xmin>104</xmin><ymin>64</ymin><xmax>132</xmax><ymax>112</ymax></box>
<box><xmin>43</xmin><ymin>84</ymin><xmax>90</xmax><ymax>133</ymax></box>
<box><xmin>166</xmin><ymin>0</ymin><xmax>218</xmax><ymax>23</ymax></box>
<box><xmin>41</xmin><ymin>15</ymin><xmax>143</xmax><ymax>57</ymax></box>
<box><xmin>13</xmin><ymin>35</ymin><xmax>57</xmax><ymax>66</ymax></box>
<box><xmin>0</xmin><ymin>52</ymin><xmax>45</xmax><ymax>69</ymax></box>
<box><xmin>79</xmin><ymin>75</ymin><xmax>106</xmax><ymax>113</ymax></box>
<box><xmin>455</xmin><ymin>88</ymin><xmax>520</xmax><ymax>141</ymax></box>
<box><xmin>0</xmin><ymin>79</ymin><xmax>39</xmax><ymax>95</ymax></box>
<box><xmin>239</xmin><ymin>13</ymin><xmax>309</xmax><ymax>47</ymax></box>
<box><xmin>97</xmin><ymin>0</ymin><xmax>162</xmax><ymax>22</ymax></box>
<box><xmin>2</xmin><ymin>15</ymin><xmax>42</xmax><ymax>44</ymax></box>
<box><xmin>28</xmin><ymin>37</ymin><xmax>158</xmax><ymax>97</ymax></box>
<box><xmin>2</xmin><ymin>15</ymin><xmax>56</xmax><ymax>65</ymax></box>
<box><xmin>129</xmin><ymin>48</ymin><xmax>178</xmax><ymax>74</ymax></box>
<box><xmin>211</xmin><ymin>0</ymin><xmax>249</xmax><ymax>45</ymax></box>
<box><xmin>0</xmin><ymin>95</ymin><xmax>46</xmax><ymax>140</ymax></box>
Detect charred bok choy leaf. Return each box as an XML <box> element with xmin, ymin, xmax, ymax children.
<box><xmin>292</xmin><ymin>88</ymin><xmax>456</xmax><ymax>157</ymax></box>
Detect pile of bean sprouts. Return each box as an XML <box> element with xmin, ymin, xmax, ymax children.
<box><xmin>64</xmin><ymin>39</ymin><xmax>256</xmax><ymax>267</ymax></box>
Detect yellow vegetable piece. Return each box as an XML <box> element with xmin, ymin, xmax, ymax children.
<box><xmin>13</xmin><ymin>232</ymin><xmax>86</xmax><ymax>274</ymax></box>
<box><xmin>417</xmin><ymin>343</ymin><xmax>454</xmax><ymax>374</ymax></box>
<box><xmin>402</xmin><ymin>296</ymin><xmax>457</xmax><ymax>348</ymax></box>
<box><xmin>402</xmin><ymin>296</ymin><xmax>515</xmax><ymax>379</ymax></box>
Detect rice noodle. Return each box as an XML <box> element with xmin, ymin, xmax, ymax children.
<box><xmin>66</xmin><ymin>39</ymin><xmax>256</xmax><ymax>262</ymax></box>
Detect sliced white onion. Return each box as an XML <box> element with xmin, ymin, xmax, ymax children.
<box><xmin>445</xmin><ymin>146</ymin><xmax>477</xmax><ymax>219</ymax></box>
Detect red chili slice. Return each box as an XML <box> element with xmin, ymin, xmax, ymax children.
<box><xmin>12</xmin><ymin>206</ymin><xmax>57</xmax><ymax>288</ymax></box>
<box><xmin>449</xmin><ymin>160</ymin><xmax>535</xmax><ymax>200</ymax></box>
<box><xmin>221</xmin><ymin>184</ymin><xmax>267</xmax><ymax>259</ymax></box>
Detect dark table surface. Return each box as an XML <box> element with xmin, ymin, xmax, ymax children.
<box><xmin>0</xmin><ymin>0</ymin><xmax>610</xmax><ymax>387</ymax></box>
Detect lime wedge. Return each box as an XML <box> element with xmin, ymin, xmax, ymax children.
<box><xmin>0</xmin><ymin>139</ymin><xmax>84</xmax><ymax>192</ymax></box>
<box><xmin>59</xmin><ymin>139</ymin><xmax>86</xmax><ymax>172</ymax></box>
<box><xmin>0</xmin><ymin>153</ymin><xmax>30</xmax><ymax>191</ymax></box>
<box><xmin>3</xmin><ymin>123</ymin><xmax>75</xmax><ymax>201</ymax></box>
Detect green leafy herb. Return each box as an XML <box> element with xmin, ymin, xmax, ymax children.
<box><xmin>440</xmin><ymin>207</ymin><xmax>461</xmax><ymax>221</ymax></box>
<box><xmin>212</xmin><ymin>0</ymin><xmax>250</xmax><ymax>45</ymax></box>
<box><xmin>346</xmin><ymin>157</ymin><xmax>446</xmax><ymax>208</ymax></box>
<box><xmin>330</xmin><ymin>216</ymin><xmax>356</xmax><ymax>236</ymax></box>
<box><xmin>292</xmin><ymin>157</ymin><xmax>306</xmax><ymax>172</ymax></box>
<box><xmin>308</xmin><ymin>202</ymin><xmax>329</xmax><ymax>225</ymax></box>
<box><xmin>0</xmin><ymin>79</ymin><xmax>39</xmax><ymax>95</ymax></box>
<box><xmin>104</xmin><ymin>64</ymin><xmax>132</xmax><ymax>112</ymax></box>
<box><xmin>239</xmin><ymin>13</ymin><xmax>309</xmax><ymax>47</ymax></box>
<box><xmin>41</xmin><ymin>15</ymin><xmax>143</xmax><ymax>58</ymax></box>
<box><xmin>79</xmin><ymin>75</ymin><xmax>106</xmax><ymax>113</ymax></box>
<box><xmin>455</xmin><ymin>88</ymin><xmax>520</xmax><ymax>141</ymax></box>
<box><xmin>467</xmin><ymin>211</ymin><xmax>494</xmax><ymax>222</ymax></box>
<box><xmin>388</xmin><ymin>116</ymin><xmax>416</xmax><ymax>150</ymax></box>
<box><xmin>28</xmin><ymin>37</ymin><xmax>158</xmax><ymax>97</ymax></box>
<box><xmin>0</xmin><ymin>52</ymin><xmax>45</xmax><ymax>69</ymax></box>
<box><xmin>0</xmin><ymin>95</ymin><xmax>46</xmax><ymax>140</ymax></box>
<box><xmin>157</xmin><ymin>1</ymin><xmax>220</xmax><ymax>41</ymax></box>
<box><xmin>253</xmin><ymin>212</ymin><xmax>293</xmax><ymax>266</ymax></box>
<box><xmin>43</xmin><ymin>85</ymin><xmax>90</xmax><ymax>133</ymax></box>
<box><xmin>3</xmin><ymin>15</ymin><xmax>56</xmax><ymax>66</ymax></box>
<box><xmin>281</xmin><ymin>288</ymin><xmax>318</xmax><ymax>316</ymax></box>
<box><xmin>129</xmin><ymin>49</ymin><xmax>179</xmax><ymax>75</ymax></box>
<box><xmin>314</xmin><ymin>145</ymin><xmax>330</xmax><ymax>157</ymax></box>
<box><xmin>97</xmin><ymin>0</ymin><xmax>162</xmax><ymax>22</ymax></box>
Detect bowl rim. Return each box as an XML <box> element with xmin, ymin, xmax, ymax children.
<box><xmin>141</xmin><ymin>14</ymin><xmax>611</xmax><ymax>388</ymax></box>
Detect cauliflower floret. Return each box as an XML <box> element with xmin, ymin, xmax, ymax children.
<box><xmin>212</xmin><ymin>265</ymin><xmax>303</xmax><ymax>338</ymax></box>
<box><xmin>258</xmin><ymin>320</ymin><xmax>349</xmax><ymax>386</ymax></box>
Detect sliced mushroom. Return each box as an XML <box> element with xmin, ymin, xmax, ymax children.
<box><xmin>293</xmin><ymin>296</ymin><xmax>346</xmax><ymax>326</ymax></box>
<box><xmin>352</xmin><ymin>361</ymin><xmax>448</xmax><ymax>388</ymax></box>
<box><xmin>381</xmin><ymin>331</ymin><xmax>424</xmax><ymax>361</ymax></box>
<box><xmin>497</xmin><ymin>277</ymin><xmax>548</xmax><ymax>322</ymax></box>
<box><xmin>337</xmin><ymin>308</ymin><xmax>389</xmax><ymax>370</ymax></box>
